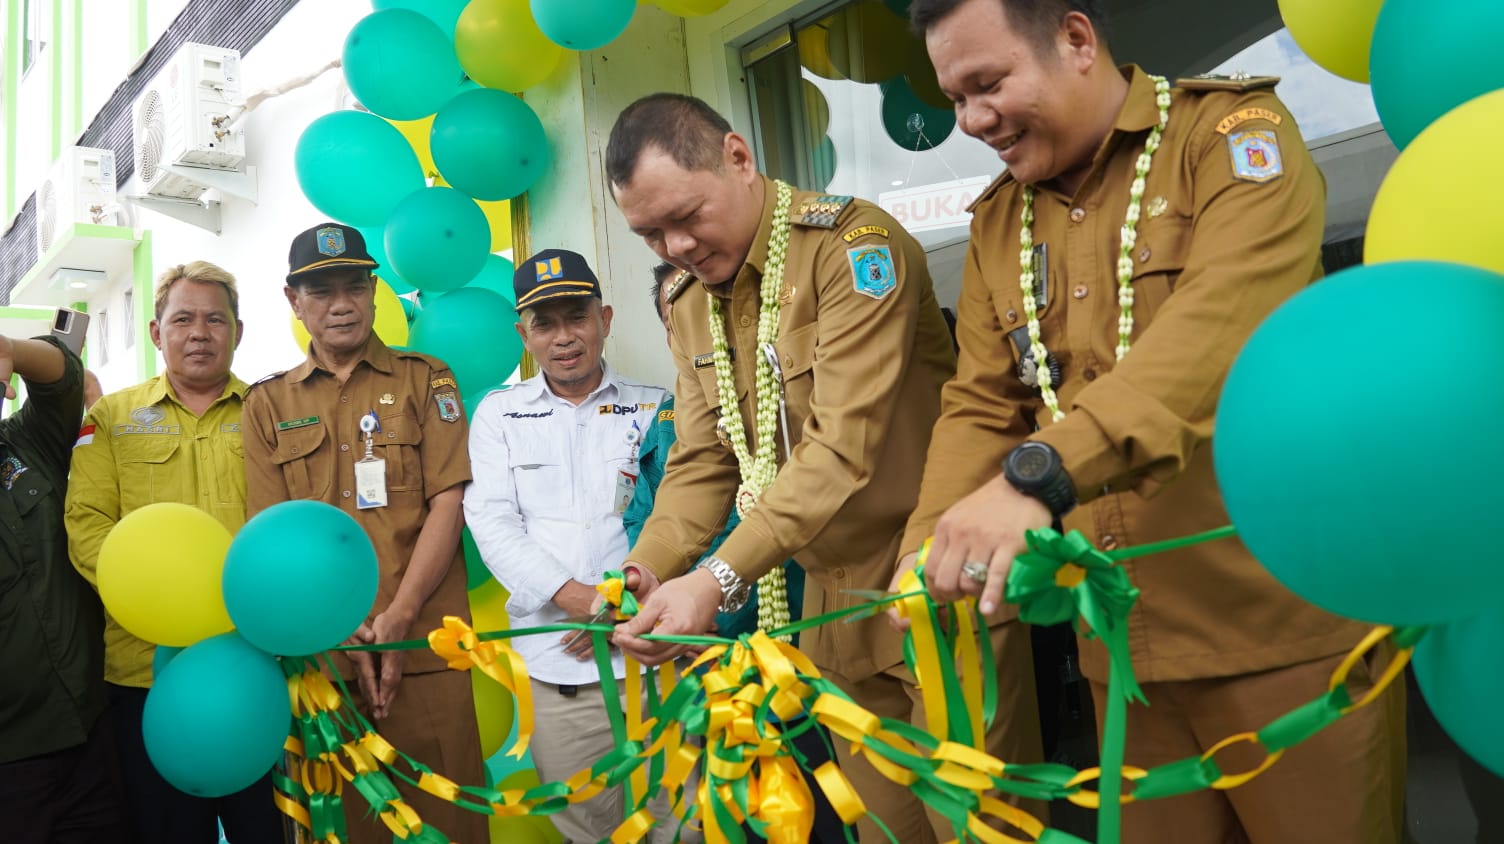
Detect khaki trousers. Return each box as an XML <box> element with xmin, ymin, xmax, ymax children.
<box><xmin>1091</xmin><ymin>648</ymin><xmax>1407</xmax><ymax>844</ymax></box>
<box><xmin>824</xmin><ymin>619</ymin><xmax>1046</xmax><ymax>843</ymax></box>
<box><xmin>339</xmin><ymin>670</ymin><xmax>488</xmax><ymax>844</ymax></box>
<box><xmin>529</xmin><ymin>677</ymin><xmax>681</xmax><ymax>844</ymax></box>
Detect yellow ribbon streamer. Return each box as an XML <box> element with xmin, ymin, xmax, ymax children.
<box><xmin>895</xmin><ymin>569</ymin><xmax>951</xmax><ymax>739</ymax></box>
<box><xmin>429</xmin><ymin>616</ymin><xmax>534</xmax><ymax>757</ymax></box>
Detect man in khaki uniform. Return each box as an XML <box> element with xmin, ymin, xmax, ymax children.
<box><xmin>604</xmin><ymin>93</ymin><xmax>1043</xmax><ymax>842</ymax></box>
<box><xmin>241</xmin><ymin>224</ymin><xmax>485</xmax><ymax>844</ymax></box>
<box><xmin>900</xmin><ymin>1</ymin><xmax>1404</xmax><ymax>841</ymax></box>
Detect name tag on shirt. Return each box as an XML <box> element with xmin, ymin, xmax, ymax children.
<box><xmin>356</xmin><ymin>458</ymin><xmax>388</xmax><ymax>509</ymax></box>
<box><xmin>614</xmin><ymin>469</ymin><xmax>637</xmax><ymax>516</ymax></box>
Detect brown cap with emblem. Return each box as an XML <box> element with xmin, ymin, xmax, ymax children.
<box><xmin>286</xmin><ymin>223</ymin><xmax>379</xmax><ymax>283</ymax></box>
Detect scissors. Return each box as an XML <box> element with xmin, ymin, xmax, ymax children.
<box><xmin>561</xmin><ymin>604</ymin><xmax>617</xmax><ymax>651</ymax></box>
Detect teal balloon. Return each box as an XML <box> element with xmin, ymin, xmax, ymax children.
<box><xmin>531</xmin><ymin>0</ymin><xmax>636</xmax><ymax>51</ymax></box>
<box><xmin>356</xmin><ymin>226</ymin><xmax>415</xmax><ymax>294</ymax></box>
<box><xmin>143</xmin><ymin>633</ymin><xmax>290</xmax><ymax>797</ymax></box>
<box><xmin>151</xmin><ymin>645</ymin><xmax>182</xmax><ymax>681</ymax></box>
<box><xmin>1214</xmin><ymin>261</ymin><xmax>1504</xmax><ymax>625</ymax></box>
<box><xmin>385</xmin><ymin>187</ymin><xmax>491</xmax><ymax>293</ymax></box>
<box><xmin>222</xmin><ymin>501</ymin><xmax>379</xmax><ymax>656</ymax></box>
<box><xmin>343</xmin><ymin>9</ymin><xmax>464</xmax><ymax>120</ymax></box>
<box><xmin>453</xmin><ymin>254</ymin><xmax>516</xmax><ymax>301</ymax></box>
<box><xmin>407</xmin><ymin>288</ymin><xmax>522</xmax><ymax>394</ymax></box>
<box><xmin>295</xmin><ymin>111</ymin><xmax>423</xmax><ymax>227</ymax></box>
<box><xmin>461</xmin><ymin>526</ymin><xmax>493</xmax><ymax>590</ymax></box>
<box><xmin>1370</xmin><ymin>0</ymin><xmax>1504</xmax><ymax>150</ymax></box>
<box><xmin>372</xmin><ymin>0</ymin><xmax>466</xmax><ymax>38</ymax></box>
<box><xmin>880</xmin><ymin>76</ymin><xmax>955</xmax><ymax>151</ymax></box>
<box><xmin>400</xmin><ymin>295</ymin><xmax>419</xmax><ymax>324</ymax></box>
<box><xmin>431</xmin><ymin>89</ymin><xmax>550</xmax><ymax>201</ymax></box>
<box><xmin>1414</xmin><ymin>612</ymin><xmax>1504</xmax><ymax>777</ymax></box>
<box><xmin>812</xmin><ymin>136</ymin><xmax>837</xmax><ymax>191</ymax></box>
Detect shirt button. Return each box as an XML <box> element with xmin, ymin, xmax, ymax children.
<box><xmin>29</xmin><ymin>489</ymin><xmax>38</xmax><ymax>496</ymax></box>
<box><xmin>342</xmin><ymin>490</ymin><xmax>352</xmax><ymax>499</ymax></box>
<box><xmin>1005</xmin><ymin>309</ymin><xmax>1018</xmax><ymax>323</ymax></box>
<box><xmin>1101</xmin><ymin>535</ymin><xmax>1119</xmax><ymax>550</ymax></box>
<box><xmin>1084</xmin><ymin>369</ymin><xmax>1098</xmax><ymax>381</ymax></box>
<box><xmin>1139</xmin><ymin>247</ymin><xmax>1151</xmax><ymax>263</ymax></box>
<box><xmin>739</xmin><ymin>315</ymin><xmax>752</xmax><ymax>328</ymax></box>
<box><xmin>1069</xmin><ymin>207</ymin><xmax>1086</xmax><ymax>223</ymax></box>
<box><xmin>387</xmin><ymin>432</ymin><xmax>396</xmax><ymax>439</ymax></box>
<box><xmin>1073</xmin><ymin>285</ymin><xmax>1089</xmax><ymax>299</ymax></box>
<box><xmin>783</xmin><ymin>355</ymin><xmax>793</xmax><ymax>369</ymax></box>
<box><xmin>340</xmin><ymin>443</ymin><xmax>350</xmax><ymax>452</ymax></box>
<box><xmin>833</xmin><ymin>568</ymin><xmax>845</xmax><ymax>580</ymax></box>
<box><xmin>291</xmin><ymin>447</ymin><xmax>299</xmax><ymax>454</ymax></box>
<box><xmin>340</xmin><ymin>396</ymin><xmax>349</xmax><ymax>404</ymax></box>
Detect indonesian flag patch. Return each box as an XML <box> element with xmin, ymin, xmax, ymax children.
<box><xmin>74</xmin><ymin>424</ymin><xmax>96</xmax><ymax>448</ymax></box>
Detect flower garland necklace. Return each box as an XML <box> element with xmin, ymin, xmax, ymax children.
<box><xmin>1020</xmin><ymin>75</ymin><xmax>1171</xmax><ymax>422</ymax></box>
<box><xmin>706</xmin><ymin>179</ymin><xmax>793</xmax><ymax>638</ymax></box>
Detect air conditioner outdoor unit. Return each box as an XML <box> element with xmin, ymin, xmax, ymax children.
<box><xmin>132</xmin><ymin>42</ymin><xmax>246</xmax><ymax>201</ymax></box>
<box><xmin>36</xmin><ymin>146</ymin><xmax>118</xmax><ymax>255</ymax></box>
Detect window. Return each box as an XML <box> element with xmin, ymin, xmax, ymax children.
<box><xmin>95</xmin><ymin>308</ymin><xmax>109</xmax><ymax>365</ymax></box>
<box><xmin>21</xmin><ymin>0</ymin><xmax>48</xmax><ymax>77</ymax></box>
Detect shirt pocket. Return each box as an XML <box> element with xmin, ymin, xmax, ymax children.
<box><xmin>217</xmin><ymin>434</ymin><xmax>245</xmax><ymax>505</ymax></box>
<box><xmin>271</xmin><ymin>425</ymin><xmax>331</xmax><ymax>500</ymax></box>
<box><xmin>116</xmin><ymin>435</ymin><xmax>181</xmax><ymax>511</ymax></box>
<box><xmin>508</xmin><ymin>434</ymin><xmax>570</xmax><ymax>513</ymax></box>
<box><xmin>1127</xmin><ymin>215</ymin><xmax>1193</xmax><ymax>332</ymax></box>
<box><xmin>376</xmin><ymin>412</ymin><xmax>424</xmax><ymax>493</ymax></box>
<box><xmin>771</xmin><ymin>321</ymin><xmax>817</xmax><ymax>440</ymax></box>
<box><xmin>693</xmin><ymin>358</ymin><xmax>750</xmax><ymax>453</ymax></box>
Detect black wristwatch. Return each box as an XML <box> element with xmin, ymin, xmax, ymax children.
<box><xmin>1003</xmin><ymin>441</ymin><xmax>1077</xmax><ymax>518</ymax></box>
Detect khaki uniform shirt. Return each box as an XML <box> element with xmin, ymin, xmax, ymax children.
<box><xmin>902</xmin><ymin>67</ymin><xmax>1365</xmax><ymax>684</ymax></box>
<box><xmin>67</xmin><ymin>374</ymin><xmax>249</xmax><ymax>687</ymax></box>
<box><xmin>242</xmin><ymin>336</ymin><xmax>471</xmax><ymax>675</ymax></box>
<box><xmin>630</xmin><ymin>177</ymin><xmax>957</xmax><ymax>680</ymax></box>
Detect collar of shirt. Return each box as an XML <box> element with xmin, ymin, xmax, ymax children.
<box><xmin>288</xmin><ymin>334</ymin><xmax>394</xmax><ymax>383</ymax></box>
<box><xmin>510</xmin><ymin>359</ymin><xmax>628</xmax><ymax>408</ymax></box>
<box><xmin>150</xmin><ymin>372</ymin><xmax>250</xmax><ymax>409</ymax></box>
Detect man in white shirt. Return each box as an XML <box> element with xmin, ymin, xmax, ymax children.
<box><xmin>464</xmin><ymin>249</ymin><xmax>669</xmax><ymax>843</ymax></box>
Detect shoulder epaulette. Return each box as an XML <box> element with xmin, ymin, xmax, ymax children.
<box><xmin>247</xmin><ymin>371</ymin><xmax>288</xmax><ymax>391</ymax></box>
<box><xmin>1176</xmin><ymin>73</ymin><xmax>1280</xmax><ymax>93</ymax></box>
<box><xmin>664</xmin><ymin>269</ymin><xmax>696</xmax><ymax>305</ymax></box>
<box><xmin>790</xmin><ymin>194</ymin><xmax>853</xmax><ymax>229</ymax></box>
<box><xmin>967</xmin><ymin>171</ymin><xmax>1015</xmax><ymax>213</ymax></box>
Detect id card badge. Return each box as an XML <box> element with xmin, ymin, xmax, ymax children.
<box><xmin>355</xmin><ymin>458</ymin><xmax>389</xmax><ymax>509</ymax></box>
<box><xmin>614</xmin><ymin>469</ymin><xmax>637</xmax><ymax>516</ymax></box>
<box><xmin>355</xmin><ymin>410</ymin><xmax>388</xmax><ymax>509</ymax></box>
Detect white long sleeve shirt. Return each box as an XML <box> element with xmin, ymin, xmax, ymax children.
<box><xmin>463</xmin><ymin>363</ymin><xmax>664</xmax><ymax>684</ymax></box>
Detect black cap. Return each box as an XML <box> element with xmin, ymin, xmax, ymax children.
<box><xmin>287</xmin><ymin>223</ymin><xmax>379</xmax><ymax>283</ymax></box>
<box><xmin>513</xmin><ymin>249</ymin><xmax>602</xmax><ymax>313</ymax></box>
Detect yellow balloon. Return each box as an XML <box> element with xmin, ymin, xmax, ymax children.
<box><xmin>1277</xmin><ymin>0</ymin><xmax>1383</xmax><ymax>83</ymax></box>
<box><xmin>98</xmin><ymin>503</ymin><xmax>234</xmax><ymax>647</ymax></box>
<box><xmin>471</xmin><ymin>670</ymin><xmax>515</xmax><ymax>758</ymax></box>
<box><xmin>488</xmin><ymin>814</ymin><xmax>553</xmax><ymax>844</ymax></box>
<box><xmin>388</xmin><ymin>115</ymin><xmax>438</xmax><ymax>179</ymax></box>
<box><xmin>469</xmin><ymin>576</ymin><xmax>510</xmax><ymax>633</ymax></box>
<box><xmin>480</xmin><ymin>198</ymin><xmax>513</xmax><ymax>253</ymax></box>
<box><xmin>825</xmin><ymin>0</ymin><xmax>912</xmax><ymax>84</ymax></box>
<box><xmin>1365</xmin><ymin>88</ymin><xmax>1504</xmax><ymax>274</ymax></box>
<box><xmin>290</xmin><ymin>278</ymin><xmax>409</xmax><ymax>354</ymax></box>
<box><xmin>455</xmin><ymin>0</ymin><xmax>564</xmax><ymax>92</ymax></box>
<box><xmin>798</xmin><ymin>17</ymin><xmax>845</xmax><ymax>81</ymax></box>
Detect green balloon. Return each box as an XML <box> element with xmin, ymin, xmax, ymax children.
<box><xmin>407</xmin><ymin>287</ymin><xmax>522</xmax><ymax>394</ymax></box>
<box><xmin>355</xmin><ymin>225</ymin><xmax>415</xmax><ymax>294</ymax></box>
<box><xmin>372</xmin><ymin>0</ymin><xmax>467</xmax><ymax>38</ymax></box>
<box><xmin>295</xmin><ymin>111</ymin><xmax>423</xmax><ymax>227</ymax></box>
<box><xmin>880</xmin><ymin>75</ymin><xmax>956</xmax><ymax>151</ymax></box>
<box><xmin>343</xmin><ymin>9</ymin><xmax>464</xmax><ymax>121</ymax></box>
<box><xmin>461</xmin><ymin>526</ymin><xmax>494</xmax><ymax>589</ymax></box>
<box><xmin>449</xmin><ymin>254</ymin><xmax>516</xmax><ymax>302</ymax></box>
<box><xmin>1414</xmin><ymin>612</ymin><xmax>1504</xmax><ymax>777</ymax></box>
<box><xmin>1371</xmin><ymin>0</ymin><xmax>1504</xmax><ymax>150</ymax></box>
<box><xmin>1214</xmin><ymin>261</ymin><xmax>1504</xmax><ymax>625</ymax></box>
<box><xmin>432</xmin><ymin>88</ymin><xmax>551</xmax><ymax>201</ymax></box>
<box><xmin>384</xmin><ymin>187</ymin><xmax>491</xmax><ymax>293</ymax></box>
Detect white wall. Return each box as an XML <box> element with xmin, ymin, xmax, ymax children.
<box><xmin>94</xmin><ymin>0</ymin><xmax>371</xmax><ymax>394</ymax></box>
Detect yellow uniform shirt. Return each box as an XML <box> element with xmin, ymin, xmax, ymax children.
<box><xmin>66</xmin><ymin>374</ymin><xmax>249</xmax><ymax>687</ymax></box>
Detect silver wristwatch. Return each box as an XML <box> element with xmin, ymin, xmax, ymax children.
<box><xmin>703</xmin><ymin>557</ymin><xmax>751</xmax><ymax>613</ymax></box>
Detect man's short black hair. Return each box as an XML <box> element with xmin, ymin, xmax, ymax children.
<box><xmin>650</xmin><ymin>262</ymin><xmax>678</xmax><ymax>321</ymax></box>
<box><xmin>606</xmin><ymin>93</ymin><xmax>734</xmax><ymax>190</ymax></box>
<box><xmin>908</xmin><ymin>0</ymin><xmax>1108</xmax><ymax>54</ymax></box>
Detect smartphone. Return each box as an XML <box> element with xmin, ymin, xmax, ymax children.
<box><xmin>51</xmin><ymin>308</ymin><xmax>90</xmax><ymax>357</ymax></box>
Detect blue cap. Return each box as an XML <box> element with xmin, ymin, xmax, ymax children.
<box><xmin>513</xmin><ymin>249</ymin><xmax>602</xmax><ymax>313</ymax></box>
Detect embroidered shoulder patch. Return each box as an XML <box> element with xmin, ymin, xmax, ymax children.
<box><xmin>848</xmin><ymin>245</ymin><xmax>897</xmax><ymax>300</ymax></box>
<box><xmin>435</xmin><ymin>392</ymin><xmax>461</xmax><ymax>422</ymax></box>
<box><xmin>1215</xmin><ymin>107</ymin><xmax>1283</xmax><ymax>135</ymax></box>
<box><xmin>1228</xmin><ymin>129</ymin><xmax>1283</xmax><ymax>183</ymax></box>
<box><xmin>658</xmin><ymin>409</ymin><xmax>675</xmax><ymax>422</ymax></box>
<box><xmin>841</xmin><ymin>224</ymin><xmax>889</xmax><ymax>243</ymax></box>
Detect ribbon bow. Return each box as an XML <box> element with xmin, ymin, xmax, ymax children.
<box><xmin>427</xmin><ymin>616</ymin><xmax>534</xmax><ymax>757</ymax></box>
<box><xmin>1005</xmin><ymin>528</ymin><xmax>1144</xmax><ymax>705</ymax></box>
